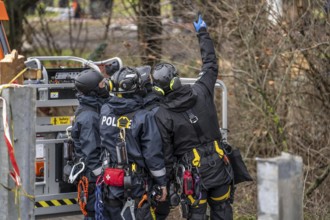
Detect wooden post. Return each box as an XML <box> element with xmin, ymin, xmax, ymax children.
<box><xmin>0</xmin><ymin>50</ymin><xmax>26</xmax><ymax>84</ymax></box>
<box><xmin>0</xmin><ymin>87</ymin><xmax>36</xmax><ymax>220</ymax></box>
<box><xmin>256</xmin><ymin>152</ymin><xmax>303</xmax><ymax>220</ymax></box>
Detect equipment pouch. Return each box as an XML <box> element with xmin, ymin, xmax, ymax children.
<box><xmin>63</xmin><ymin>161</ymin><xmax>73</xmax><ymax>183</ymax></box>
<box><xmin>64</xmin><ymin>139</ymin><xmax>75</xmax><ymax>161</ymax></box>
<box><xmin>103</xmin><ymin>167</ymin><xmax>125</xmax><ymax>187</ymax></box>
<box><xmin>227</xmin><ymin>148</ymin><xmax>253</xmax><ymax>184</ymax></box>
<box><xmin>183</xmin><ymin>170</ymin><xmax>194</xmax><ymax>195</ymax></box>
<box><xmin>116</xmin><ymin>141</ymin><xmax>128</xmax><ymax>166</ymax></box>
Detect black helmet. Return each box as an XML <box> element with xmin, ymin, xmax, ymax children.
<box><xmin>110</xmin><ymin>66</ymin><xmax>141</xmax><ymax>94</ymax></box>
<box><xmin>74</xmin><ymin>69</ymin><xmax>104</xmax><ymax>95</ymax></box>
<box><xmin>136</xmin><ymin>65</ymin><xmax>152</xmax><ymax>89</ymax></box>
<box><xmin>105</xmin><ymin>60</ymin><xmax>120</xmax><ymax>77</ymax></box>
<box><xmin>152</xmin><ymin>63</ymin><xmax>181</xmax><ymax>94</ymax></box>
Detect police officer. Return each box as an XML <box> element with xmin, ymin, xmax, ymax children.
<box><xmin>137</xmin><ymin>65</ymin><xmax>171</xmax><ymax>220</ymax></box>
<box><xmin>99</xmin><ymin>66</ymin><xmax>167</xmax><ymax>220</ymax></box>
<box><xmin>152</xmin><ymin>15</ymin><xmax>233</xmax><ymax>220</ymax></box>
<box><xmin>72</xmin><ymin>68</ymin><xmax>110</xmax><ymax>219</ymax></box>
<box><xmin>137</xmin><ymin>65</ymin><xmax>164</xmax><ymax>111</ymax></box>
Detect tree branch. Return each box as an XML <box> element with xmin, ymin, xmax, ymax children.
<box><xmin>306</xmin><ymin>164</ymin><xmax>330</xmax><ymax>197</ymax></box>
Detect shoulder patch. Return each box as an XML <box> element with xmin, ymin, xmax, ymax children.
<box><xmin>117</xmin><ymin>116</ymin><xmax>131</xmax><ymax>129</ymax></box>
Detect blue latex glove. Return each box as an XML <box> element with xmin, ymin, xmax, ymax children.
<box><xmin>193</xmin><ymin>14</ymin><xmax>207</xmax><ymax>32</ymax></box>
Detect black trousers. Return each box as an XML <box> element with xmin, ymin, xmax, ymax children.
<box><xmin>103</xmin><ymin>201</ymin><xmax>133</xmax><ymax>220</ymax></box>
<box><xmin>188</xmin><ymin>184</ymin><xmax>233</xmax><ymax>220</ymax></box>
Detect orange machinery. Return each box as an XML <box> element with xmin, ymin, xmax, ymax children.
<box><xmin>0</xmin><ymin>0</ymin><xmax>10</xmax><ymax>59</ymax></box>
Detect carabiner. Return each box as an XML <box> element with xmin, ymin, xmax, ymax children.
<box><xmin>176</xmin><ymin>164</ymin><xmax>186</xmax><ymax>180</ymax></box>
<box><xmin>68</xmin><ymin>159</ymin><xmax>85</xmax><ymax>183</ymax></box>
<box><xmin>121</xmin><ymin>198</ymin><xmax>135</xmax><ymax>220</ymax></box>
<box><xmin>119</xmin><ymin>128</ymin><xmax>126</xmax><ymax>140</ymax></box>
<box><xmin>66</xmin><ymin>126</ymin><xmax>72</xmax><ymax>139</ymax></box>
<box><xmin>175</xmin><ymin>164</ymin><xmax>186</xmax><ymax>194</ymax></box>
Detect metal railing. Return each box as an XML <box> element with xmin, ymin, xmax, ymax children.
<box><xmin>27</xmin><ymin>56</ymin><xmax>123</xmax><ymax>72</ymax></box>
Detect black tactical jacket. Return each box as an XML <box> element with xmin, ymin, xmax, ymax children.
<box><xmin>71</xmin><ymin>95</ymin><xmax>108</xmax><ymax>172</ymax></box>
<box><xmin>154</xmin><ymin>29</ymin><xmax>221</xmax><ymax>173</ymax></box>
<box><xmin>100</xmin><ymin>95</ymin><xmax>166</xmax><ymax>186</ymax></box>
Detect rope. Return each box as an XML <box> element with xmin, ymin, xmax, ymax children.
<box><xmin>95</xmin><ymin>175</ymin><xmax>105</xmax><ymax>220</ymax></box>
<box><xmin>8</xmin><ymin>67</ymin><xmax>28</xmax><ymax>84</ymax></box>
<box><xmin>77</xmin><ymin>176</ymin><xmax>89</xmax><ymax>216</ymax></box>
<box><xmin>0</xmin><ymin>183</ymin><xmax>34</xmax><ymax>201</ymax></box>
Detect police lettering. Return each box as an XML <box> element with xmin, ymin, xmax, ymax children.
<box><xmin>101</xmin><ymin>116</ymin><xmax>117</xmax><ymax>127</ymax></box>
<box><xmin>101</xmin><ymin>116</ymin><xmax>132</xmax><ymax>128</ymax></box>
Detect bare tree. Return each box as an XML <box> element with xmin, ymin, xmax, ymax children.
<box><xmin>102</xmin><ymin>0</ymin><xmax>114</xmax><ymax>40</ymax></box>
<box><xmin>138</xmin><ymin>0</ymin><xmax>162</xmax><ymax>66</ymax></box>
<box><xmin>4</xmin><ymin>0</ymin><xmax>40</xmax><ymax>51</ymax></box>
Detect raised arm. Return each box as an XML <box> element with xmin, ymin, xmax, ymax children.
<box><xmin>193</xmin><ymin>14</ymin><xmax>219</xmax><ymax>97</ymax></box>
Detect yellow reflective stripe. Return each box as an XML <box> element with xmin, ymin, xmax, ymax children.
<box><xmin>192</xmin><ymin>148</ymin><xmax>201</xmax><ymax>167</ymax></box>
<box><xmin>210</xmin><ymin>186</ymin><xmax>231</xmax><ymax>201</ymax></box>
<box><xmin>39</xmin><ymin>201</ymin><xmax>49</xmax><ymax>207</ymax></box>
<box><xmin>187</xmin><ymin>195</ymin><xmax>207</xmax><ymax>205</ymax></box>
<box><xmin>63</xmin><ymin>198</ymin><xmax>73</xmax><ymax>205</ymax></box>
<box><xmin>51</xmin><ymin>200</ymin><xmax>61</xmax><ymax>206</ymax></box>
<box><xmin>214</xmin><ymin>141</ymin><xmax>224</xmax><ymax>158</ymax></box>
